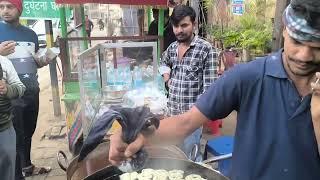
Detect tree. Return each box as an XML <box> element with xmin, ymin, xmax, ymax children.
<box><xmin>256</xmin><ymin>0</ymin><xmax>267</xmax><ymax>22</ymax></box>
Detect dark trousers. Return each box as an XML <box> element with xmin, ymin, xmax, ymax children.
<box><xmin>0</xmin><ymin>126</ymin><xmax>16</xmax><ymax>180</ymax></box>
<box><xmin>12</xmin><ymin>87</ymin><xmax>40</xmax><ymax>179</ymax></box>
<box><xmin>86</xmin><ymin>30</ymin><xmax>92</xmax><ymax>46</ymax></box>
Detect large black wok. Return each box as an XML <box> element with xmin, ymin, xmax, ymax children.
<box><xmin>85</xmin><ymin>157</ymin><xmax>228</xmax><ymax>180</ymax></box>
<box><xmin>57</xmin><ymin>141</ymin><xmax>229</xmax><ymax>180</ymax></box>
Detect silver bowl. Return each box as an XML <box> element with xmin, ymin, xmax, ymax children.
<box><xmin>103</xmin><ymin>85</ymin><xmax>128</xmax><ymax>99</ymax></box>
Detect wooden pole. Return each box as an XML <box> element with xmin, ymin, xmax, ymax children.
<box><xmin>45</xmin><ymin>20</ymin><xmax>61</xmax><ymax>116</ymax></box>
<box><xmin>271</xmin><ymin>0</ymin><xmax>290</xmax><ymax>51</ymax></box>
<box><xmin>190</xmin><ymin>0</ymin><xmax>200</xmax><ymax>34</ymax></box>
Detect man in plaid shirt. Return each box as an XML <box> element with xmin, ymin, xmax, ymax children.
<box><xmin>159</xmin><ymin>5</ymin><xmax>218</xmax><ymax>161</ymax></box>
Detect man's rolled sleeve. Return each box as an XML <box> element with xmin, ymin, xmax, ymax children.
<box><xmin>196</xmin><ymin>66</ymin><xmax>241</xmax><ymax>120</ymax></box>
<box><xmin>159</xmin><ymin>49</ymin><xmax>172</xmax><ymax>75</ymax></box>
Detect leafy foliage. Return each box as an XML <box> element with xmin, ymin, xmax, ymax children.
<box><xmin>206</xmin><ymin>0</ymin><xmax>274</xmax><ymax>55</ymax></box>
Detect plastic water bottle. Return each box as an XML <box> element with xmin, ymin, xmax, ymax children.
<box><xmin>124</xmin><ymin>66</ymin><xmax>132</xmax><ymax>89</ymax></box>
<box><xmin>133</xmin><ymin>66</ymin><xmax>143</xmax><ymax>88</ymax></box>
<box><xmin>107</xmin><ymin>67</ymin><xmax>115</xmax><ymax>85</ymax></box>
<box><xmin>115</xmin><ymin>67</ymin><xmax>122</xmax><ymax>86</ymax></box>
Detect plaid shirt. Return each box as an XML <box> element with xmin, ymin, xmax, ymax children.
<box><xmin>159</xmin><ymin>36</ymin><xmax>218</xmax><ymax>115</ymax></box>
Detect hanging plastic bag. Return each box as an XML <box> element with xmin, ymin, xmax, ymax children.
<box><xmin>78</xmin><ymin>105</ymin><xmax>160</xmax><ymax>172</ymax></box>
<box><xmin>32</xmin><ymin>48</ymin><xmax>59</xmax><ymax>68</ymax></box>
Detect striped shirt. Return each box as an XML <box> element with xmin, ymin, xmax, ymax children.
<box><xmin>159</xmin><ymin>36</ymin><xmax>218</xmax><ymax>115</ymax></box>
<box><xmin>0</xmin><ymin>22</ymin><xmax>39</xmax><ymax>89</ymax></box>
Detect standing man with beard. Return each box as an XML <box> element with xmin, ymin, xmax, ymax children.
<box><xmin>0</xmin><ymin>0</ymin><xmax>50</xmax><ymax>178</ymax></box>
<box><xmin>158</xmin><ymin>5</ymin><xmax>218</xmax><ymax>161</ymax></box>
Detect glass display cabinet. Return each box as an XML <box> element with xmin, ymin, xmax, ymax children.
<box><xmin>78</xmin><ymin>41</ymin><xmax>162</xmax><ymax>136</ymax></box>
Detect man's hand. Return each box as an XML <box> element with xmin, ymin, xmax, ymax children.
<box><xmin>311</xmin><ymin>72</ymin><xmax>320</xmax><ymax>118</ymax></box>
<box><xmin>109</xmin><ymin>130</ymin><xmax>147</xmax><ymax>166</ymax></box>
<box><xmin>163</xmin><ymin>73</ymin><xmax>171</xmax><ymax>88</ymax></box>
<box><xmin>0</xmin><ymin>80</ymin><xmax>8</xmax><ymax>95</ymax></box>
<box><xmin>311</xmin><ymin>72</ymin><xmax>320</xmax><ymax>155</ymax></box>
<box><xmin>0</xmin><ymin>41</ymin><xmax>16</xmax><ymax>56</ymax></box>
<box><xmin>163</xmin><ymin>73</ymin><xmax>170</xmax><ymax>82</ymax></box>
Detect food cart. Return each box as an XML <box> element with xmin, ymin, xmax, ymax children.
<box><xmin>54</xmin><ymin>2</ymin><xmax>232</xmax><ymax>180</ymax></box>
<box><xmin>55</xmin><ymin>0</ymin><xmax>169</xmax><ymax>154</ymax></box>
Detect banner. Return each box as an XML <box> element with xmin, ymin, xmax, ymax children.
<box><xmin>55</xmin><ymin>0</ymin><xmax>167</xmax><ymax>5</ymax></box>
<box><xmin>21</xmin><ymin>0</ymin><xmax>72</xmax><ymax>19</ymax></box>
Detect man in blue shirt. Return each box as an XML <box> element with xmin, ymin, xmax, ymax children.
<box><xmin>0</xmin><ymin>0</ymin><xmax>50</xmax><ymax>178</ymax></box>
<box><xmin>109</xmin><ymin>1</ymin><xmax>320</xmax><ymax>180</ymax></box>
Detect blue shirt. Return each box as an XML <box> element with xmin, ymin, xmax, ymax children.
<box><xmin>0</xmin><ymin>22</ymin><xmax>39</xmax><ymax>87</ymax></box>
<box><xmin>196</xmin><ymin>50</ymin><xmax>320</xmax><ymax>180</ymax></box>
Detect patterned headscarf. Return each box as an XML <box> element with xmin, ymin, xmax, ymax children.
<box><xmin>283</xmin><ymin>4</ymin><xmax>320</xmax><ymax>42</ymax></box>
<box><xmin>291</xmin><ymin>0</ymin><xmax>320</xmax><ymax>13</ymax></box>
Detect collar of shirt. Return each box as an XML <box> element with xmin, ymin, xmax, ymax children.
<box><xmin>265</xmin><ymin>49</ymin><xmax>288</xmax><ymax>79</ymax></box>
<box><xmin>170</xmin><ymin>34</ymin><xmax>199</xmax><ymax>49</ymax></box>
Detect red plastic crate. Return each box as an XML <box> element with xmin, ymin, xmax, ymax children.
<box><xmin>205</xmin><ymin>120</ymin><xmax>222</xmax><ymax>135</ymax></box>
